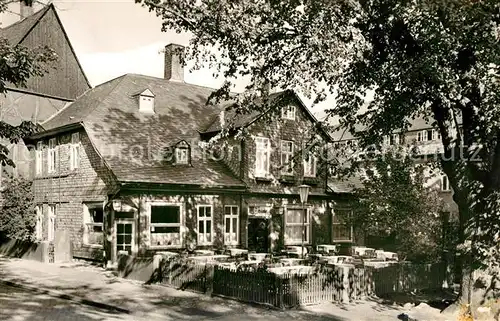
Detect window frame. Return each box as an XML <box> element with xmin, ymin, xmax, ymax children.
<box><xmin>47</xmin><ymin>138</ymin><xmax>57</xmax><ymax>174</ymax></box>
<box><xmin>47</xmin><ymin>204</ymin><xmax>56</xmax><ymax>242</ymax></box>
<box><xmin>417</xmin><ymin>131</ymin><xmax>427</xmax><ymax>142</ymax></box>
<box><xmin>432</xmin><ymin>129</ymin><xmax>441</xmax><ymax>141</ymax></box>
<box><xmin>441</xmin><ymin>175</ymin><xmax>451</xmax><ymax>192</ymax></box>
<box><xmin>70</xmin><ymin>133</ymin><xmax>80</xmax><ymax>171</ymax></box>
<box><xmin>175</xmin><ymin>147</ymin><xmax>189</xmax><ymax>165</ymax></box>
<box><xmin>303</xmin><ymin>152</ymin><xmax>317</xmax><ymax>177</ymax></box>
<box><xmin>282</xmin><ymin>105</ymin><xmax>296</xmax><ymax>120</ymax></box>
<box><xmin>224</xmin><ymin>205</ymin><xmax>239</xmax><ymax>245</ymax></box>
<box><xmin>254</xmin><ymin>136</ymin><xmax>270</xmax><ymax>177</ymax></box>
<box><xmin>35</xmin><ymin>141</ymin><xmax>43</xmax><ymax>176</ymax></box>
<box><xmin>284</xmin><ymin>206</ymin><xmax>311</xmax><ymax>245</ymax></box>
<box><xmin>197</xmin><ymin>204</ymin><xmax>214</xmax><ymax>245</ymax></box>
<box><xmin>280</xmin><ymin>140</ymin><xmax>294</xmax><ymax>175</ymax></box>
<box><xmin>83</xmin><ymin>202</ymin><xmax>104</xmax><ymax>247</ymax></box>
<box><xmin>149</xmin><ymin>202</ymin><xmax>184</xmax><ymax>249</ymax></box>
<box><xmin>332</xmin><ymin>208</ymin><xmax>353</xmax><ymax>242</ymax></box>
<box><xmin>35</xmin><ymin>205</ymin><xmax>43</xmax><ymax>240</ymax></box>
<box><xmin>383</xmin><ymin>135</ymin><xmax>390</xmax><ymax>146</ymax></box>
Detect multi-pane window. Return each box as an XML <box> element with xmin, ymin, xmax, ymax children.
<box><xmin>83</xmin><ymin>203</ymin><xmax>104</xmax><ymax>246</ymax></box>
<box><xmin>36</xmin><ymin>141</ymin><xmax>43</xmax><ymax>175</ymax></box>
<box><xmin>332</xmin><ymin>209</ymin><xmax>353</xmax><ymax>241</ymax></box>
<box><xmin>303</xmin><ymin>153</ymin><xmax>317</xmax><ymax>177</ymax></box>
<box><xmin>417</xmin><ymin>131</ymin><xmax>426</xmax><ymax>142</ymax></box>
<box><xmin>285</xmin><ymin>208</ymin><xmax>310</xmax><ymax>244</ymax></box>
<box><xmin>441</xmin><ymin>175</ymin><xmax>451</xmax><ymax>191</ymax></box>
<box><xmin>280</xmin><ymin>140</ymin><xmax>294</xmax><ymax>175</ymax></box>
<box><xmin>197</xmin><ymin>205</ymin><xmax>213</xmax><ymax>245</ymax></box>
<box><xmin>282</xmin><ymin>105</ymin><xmax>296</xmax><ymax>120</ymax></box>
<box><xmin>418</xmin><ymin>129</ymin><xmax>440</xmax><ymax>142</ymax></box>
<box><xmin>70</xmin><ymin>133</ymin><xmax>80</xmax><ymax>170</ymax></box>
<box><xmin>150</xmin><ymin>204</ymin><xmax>182</xmax><ymax>247</ymax></box>
<box><xmin>47</xmin><ymin>138</ymin><xmax>57</xmax><ymax>173</ymax></box>
<box><xmin>175</xmin><ymin>147</ymin><xmax>188</xmax><ymax>164</ymax></box>
<box><xmin>47</xmin><ymin>204</ymin><xmax>56</xmax><ymax>242</ymax></box>
<box><xmin>385</xmin><ymin>134</ymin><xmax>401</xmax><ymax>145</ymax></box>
<box><xmin>255</xmin><ymin>137</ymin><xmax>270</xmax><ymax>177</ymax></box>
<box><xmin>35</xmin><ymin>206</ymin><xmax>43</xmax><ymax>240</ymax></box>
<box><xmin>224</xmin><ymin>205</ymin><xmax>239</xmax><ymax>245</ymax></box>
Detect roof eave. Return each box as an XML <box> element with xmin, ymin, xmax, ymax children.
<box><xmin>119</xmin><ymin>181</ymin><xmax>248</xmax><ymax>194</ymax></box>
<box><xmin>24</xmin><ymin>122</ymin><xmax>83</xmax><ymax>144</ymax></box>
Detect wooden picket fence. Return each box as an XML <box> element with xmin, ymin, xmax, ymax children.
<box><xmin>371</xmin><ymin>262</ymin><xmax>445</xmax><ymax>296</ymax></box>
<box><xmin>155</xmin><ymin>257</ymin><xmax>444</xmax><ymax>308</ymax></box>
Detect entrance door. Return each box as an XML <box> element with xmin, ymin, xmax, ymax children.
<box><xmin>247</xmin><ymin>218</ymin><xmax>269</xmax><ymax>252</ymax></box>
<box><xmin>115</xmin><ymin>221</ymin><xmax>134</xmax><ymax>255</ymax></box>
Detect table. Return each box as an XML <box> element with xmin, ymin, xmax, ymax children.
<box><xmin>227</xmin><ymin>248</ymin><xmax>248</xmax><ymax>257</ymax></box>
<box><xmin>247</xmin><ymin>253</ymin><xmax>268</xmax><ymax>261</ymax></box>
<box><xmin>268</xmin><ymin>265</ymin><xmax>313</xmax><ymax>276</ymax></box>
<box><xmin>194</xmin><ymin>249</ymin><xmax>215</xmax><ymax>256</ymax></box>
<box><xmin>279</xmin><ymin>258</ymin><xmax>305</xmax><ymax>267</ymax></box>
<box><xmin>188</xmin><ymin>255</ymin><xmax>230</xmax><ymax>263</ymax></box>
<box><xmin>316</xmin><ymin>244</ymin><xmax>338</xmax><ymax>254</ymax></box>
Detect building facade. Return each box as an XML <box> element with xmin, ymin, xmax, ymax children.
<box><xmin>26</xmin><ymin>44</ymin><xmax>356</xmax><ymax>263</ymax></box>
<box><xmin>0</xmin><ymin>2</ymin><xmax>90</xmax><ymax>187</ymax></box>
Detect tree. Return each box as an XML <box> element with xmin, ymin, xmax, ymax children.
<box><xmin>138</xmin><ymin>0</ymin><xmax>500</xmax><ymax>308</ymax></box>
<box><xmin>0</xmin><ymin>176</ymin><xmax>35</xmax><ymax>241</ymax></box>
<box><xmin>0</xmin><ymin>0</ymin><xmax>57</xmax><ymax>167</ymax></box>
<box><xmin>352</xmin><ymin>147</ymin><xmax>446</xmax><ymax>263</ymax></box>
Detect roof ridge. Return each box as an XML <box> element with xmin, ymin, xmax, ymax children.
<box><xmin>50</xmin><ymin>3</ymin><xmax>92</xmax><ymax>89</ymax></box>
<box><xmin>126</xmin><ymin>73</ymin><xmax>242</xmax><ymax>94</ymax></box>
<box><xmin>79</xmin><ymin>74</ymin><xmax>129</xmax><ymax>124</ymax></box>
<box><xmin>1</xmin><ymin>4</ymin><xmax>51</xmax><ymax>44</ymax></box>
<box><xmin>41</xmin><ymin>74</ymin><xmax>127</xmax><ymax>127</ymax></box>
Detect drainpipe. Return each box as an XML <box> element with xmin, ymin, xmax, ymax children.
<box><xmin>104</xmin><ymin>187</ymin><xmax>120</xmax><ymax>268</ymax></box>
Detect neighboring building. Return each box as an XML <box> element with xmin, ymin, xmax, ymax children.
<box><xmin>0</xmin><ymin>2</ymin><xmax>91</xmax><ymax>186</ymax></box>
<box><xmin>330</xmin><ymin>118</ymin><xmax>460</xmax><ymax>250</ymax></box>
<box><xmin>25</xmin><ymin>44</ymin><xmax>357</xmax><ymax>264</ymax></box>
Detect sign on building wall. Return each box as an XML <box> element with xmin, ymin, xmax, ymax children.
<box><xmin>248</xmin><ymin>205</ymin><xmax>272</xmax><ymax>219</ymax></box>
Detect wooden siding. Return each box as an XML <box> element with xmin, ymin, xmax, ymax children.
<box><xmin>18</xmin><ymin>8</ymin><xmax>90</xmax><ymax>99</ymax></box>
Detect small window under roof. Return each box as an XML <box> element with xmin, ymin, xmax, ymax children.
<box><xmin>134</xmin><ymin>89</ymin><xmax>155</xmax><ymax>114</ymax></box>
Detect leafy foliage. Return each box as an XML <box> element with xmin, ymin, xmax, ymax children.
<box><xmin>0</xmin><ymin>176</ymin><xmax>35</xmax><ymax>241</ymax></box>
<box><xmin>0</xmin><ymin>2</ymin><xmax>57</xmax><ymax>167</ymax></box>
<box><xmin>352</xmin><ymin>148</ymin><xmax>445</xmax><ymax>262</ymax></box>
<box><xmin>138</xmin><ymin>0</ymin><xmax>500</xmax><ymax>281</ymax></box>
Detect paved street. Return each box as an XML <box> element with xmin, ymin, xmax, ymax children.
<box><xmin>0</xmin><ymin>283</ymin><xmax>335</xmax><ymax>321</ymax></box>
<box><xmin>0</xmin><ymin>256</ymin><xmax>455</xmax><ymax>321</ymax></box>
<box><xmin>0</xmin><ymin>284</ymin><xmax>129</xmax><ymax>321</ymax></box>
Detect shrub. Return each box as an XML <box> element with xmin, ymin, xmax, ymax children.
<box><xmin>0</xmin><ymin>176</ymin><xmax>35</xmax><ymax>241</ymax></box>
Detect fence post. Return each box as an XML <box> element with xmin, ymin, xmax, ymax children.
<box><xmin>342</xmin><ymin>266</ymin><xmax>349</xmax><ymax>303</ymax></box>
<box><xmin>205</xmin><ymin>264</ymin><xmax>214</xmax><ymax>295</ymax></box>
<box><xmin>279</xmin><ymin>275</ymin><xmax>285</xmax><ymax>309</ymax></box>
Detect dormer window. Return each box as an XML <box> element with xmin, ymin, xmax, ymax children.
<box><xmin>134</xmin><ymin>89</ymin><xmax>155</xmax><ymax>113</ymax></box>
<box><xmin>282</xmin><ymin>105</ymin><xmax>296</xmax><ymax>120</ymax></box>
<box><xmin>174</xmin><ymin>140</ymin><xmax>190</xmax><ymax>165</ymax></box>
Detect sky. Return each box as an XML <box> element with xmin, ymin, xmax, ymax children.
<box><xmin>0</xmin><ymin>0</ymin><xmax>334</xmax><ymax>120</ymax></box>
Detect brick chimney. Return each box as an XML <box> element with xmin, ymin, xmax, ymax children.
<box><xmin>164</xmin><ymin>44</ymin><xmax>185</xmax><ymax>82</ymax></box>
<box><xmin>20</xmin><ymin>0</ymin><xmax>34</xmax><ymax>19</ymax></box>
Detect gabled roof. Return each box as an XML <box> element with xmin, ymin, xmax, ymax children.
<box><xmin>38</xmin><ymin>73</ymin><xmax>330</xmax><ymax>188</ymax></box>
<box><xmin>0</xmin><ymin>5</ymin><xmax>50</xmax><ymax>45</ymax></box>
<box><xmin>131</xmin><ymin>88</ymin><xmax>155</xmax><ymax>97</ymax></box>
<box><xmin>0</xmin><ymin>3</ymin><xmax>91</xmax><ymax>90</ymax></box>
<box><xmin>201</xmin><ymin>90</ymin><xmax>332</xmax><ymax>141</ymax></box>
<box><xmin>40</xmin><ymin>73</ymin><xmax>245</xmax><ymax>188</ymax></box>
<box><xmin>331</xmin><ymin>115</ymin><xmax>464</xmax><ymax>142</ymax></box>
